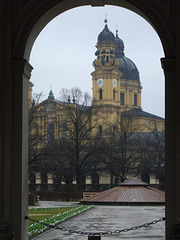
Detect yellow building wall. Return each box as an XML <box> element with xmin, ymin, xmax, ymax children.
<box><xmin>120</xmin><ymin>79</ymin><xmax>142</xmax><ymax>112</ymax></box>
<box><xmin>130</xmin><ymin>117</ymin><xmax>164</xmax><ymax>132</ymax></box>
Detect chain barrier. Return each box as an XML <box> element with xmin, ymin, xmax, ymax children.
<box><xmin>25</xmin><ymin>216</ymin><xmax>165</xmax><ymax>236</ymax></box>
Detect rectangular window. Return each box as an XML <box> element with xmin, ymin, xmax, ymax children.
<box><xmin>35</xmin><ymin>125</ymin><xmax>39</xmax><ymax>135</ymax></box>
<box><xmin>113</xmin><ymin>89</ymin><xmax>115</xmax><ymax>100</ymax></box>
<box><xmin>99</xmin><ymin>125</ymin><xmax>102</xmax><ymax>137</ymax></box>
<box><xmin>100</xmin><ymin>89</ymin><xmax>102</xmax><ymax>100</ymax></box>
<box><xmin>120</xmin><ymin>93</ymin><xmax>124</xmax><ymax>105</ymax></box>
<box><xmin>134</xmin><ymin>94</ymin><xmax>137</xmax><ymax>106</ymax></box>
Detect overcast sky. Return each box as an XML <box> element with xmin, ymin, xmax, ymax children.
<box><xmin>30</xmin><ymin>5</ymin><xmax>165</xmax><ymax>118</ymax></box>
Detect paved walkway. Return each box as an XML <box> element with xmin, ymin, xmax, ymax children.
<box><xmin>32</xmin><ymin>201</ymin><xmax>165</xmax><ymax>240</ymax></box>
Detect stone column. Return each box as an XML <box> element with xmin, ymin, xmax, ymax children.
<box><xmin>161</xmin><ymin>57</ymin><xmax>180</xmax><ymax>239</ymax></box>
<box><xmin>0</xmin><ymin>59</ymin><xmax>32</xmax><ymax>240</ymax></box>
<box><xmin>10</xmin><ymin>59</ymin><xmax>33</xmax><ymax>240</ymax></box>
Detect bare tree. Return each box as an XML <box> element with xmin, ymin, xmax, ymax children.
<box><xmin>54</xmin><ymin>87</ymin><xmax>103</xmax><ymax>184</ymax></box>
<box><xmin>138</xmin><ymin>121</ymin><xmax>165</xmax><ymax>186</ymax></box>
<box><xmin>28</xmin><ymin>92</ymin><xmax>47</xmax><ymax>174</ymax></box>
<box><xmin>45</xmin><ymin>138</ymin><xmax>75</xmax><ymax>184</ymax></box>
<box><xmin>59</xmin><ymin>87</ymin><xmax>90</xmax><ymax>105</ymax></box>
<box><xmin>102</xmin><ymin>117</ymin><xmax>142</xmax><ymax>183</ymax></box>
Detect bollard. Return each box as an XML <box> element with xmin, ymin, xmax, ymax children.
<box><xmin>88</xmin><ymin>236</ymin><xmax>101</xmax><ymax>240</ymax></box>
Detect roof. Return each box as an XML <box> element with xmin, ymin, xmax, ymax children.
<box><xmin>80</xmin><ymin>179</ymin><xmax>165</xmax><ymax>205</ymax></box>
<box><xmin>117</xmin><ymin>56</ymin><xmax>140</xmax><ymax>81</ymax></box>
<box><xmin>97</xmin><ymin>19</ymin><xmax>115</xmax><ymax>44</ymax></box>
<box><xmin>96</xmin><ymin>20</ymin><xmax>140</xmax><ymax>81</ymax></box>
<box><xmin>36</xmin><ymin>97</ymin><xmax>93</xmax><ymax>113</ymax></box>
<box><xmin>121</xmin><ymin>108</ymin><xmax>164</xmax><ymax>120</ymax></box>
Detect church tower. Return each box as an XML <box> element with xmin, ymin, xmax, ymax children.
<box><xmin>114</xmin><ymin>29</ymin><xmax>142</xmax><ymax>111</ymax></box>
<box><xmin>91</xmin><ymin>19</ymin><xmax>122</xmax><ymax>126</ymax></box>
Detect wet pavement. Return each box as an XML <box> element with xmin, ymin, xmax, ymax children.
<box><xmin>32</xmin><ymin>201</ymin><xmax>165</xmax><ymax>240</ymax></box>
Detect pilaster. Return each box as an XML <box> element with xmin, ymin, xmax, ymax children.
<box><xmin>161</xmin><ymin>57</ymin><xmax>180</xmax><ymax>239</ymax></box>
<box><xmin>10</xmin><ymin>59</ymin><xmax>32</xmax><ymax>240</ymax></box>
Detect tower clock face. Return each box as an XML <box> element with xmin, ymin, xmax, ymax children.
<box><xmin>97</xmin><ymin>78</ymin><xmax>104</xmax><ymax>87</ymax></box>
<box><xmin>113</xmin><ymin>79</ymin><xmax>117</xmax><ymax>87</ymax></box>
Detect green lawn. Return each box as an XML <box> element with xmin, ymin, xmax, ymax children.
<box><xmin>28</xmin><ymin>205</ymin><xmax>93</xmax><ymax>237</ymax></box>
<box><xmin>28</xmin><ymin>207</ymin><xmax>73</xmax><ymax>226</ymax></box>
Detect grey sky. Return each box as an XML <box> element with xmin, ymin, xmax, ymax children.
<box><xmin>30</xmin><ymin>5</ymin><xmax>165</xmax><ymax>117</ymax></box>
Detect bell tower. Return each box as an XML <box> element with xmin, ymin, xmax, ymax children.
<box><xmin>91</xmin><ymin>19</ymin><xmax>122</xmax><ymax>125</ymax></box>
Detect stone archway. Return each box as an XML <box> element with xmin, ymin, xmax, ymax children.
<box><xmin>1</xmin><ymin>1</ymin><xmax>179</xmax><ymax>239</ymax></box>
<box><xmin>13</xmin><ymin>0</ymin><xmax>174</xmax><ymax>60</ymax></box>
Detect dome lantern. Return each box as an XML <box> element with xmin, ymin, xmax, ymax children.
<box><xmin>114</xmin><ymin>29</ymin><xmax>125</xmax><ymax>58</ymax></box>
<box><xmin>97</xmin><ymin>19</ymin><xmax>115</xmax><ymax>44</ymax></box>
<box><xmin>48</xmin><ymin>86</ymin><xmax>54</xmax><ymax>100</ymax></box>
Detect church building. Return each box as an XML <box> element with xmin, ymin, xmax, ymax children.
<box><xmin>28</xmin><ymin>19</ymin><xmax>164</xmax><ymax>186</ymax></box>
<box><xmin>91</xmin><ymin>19</ymin><xmax>163</xmax><ymax>134</ymax></box>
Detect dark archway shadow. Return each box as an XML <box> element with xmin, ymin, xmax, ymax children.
<box><xmin>10</xmin><ymin>1</ymin><xmax>175</xmax><ymax>239</ymax></box>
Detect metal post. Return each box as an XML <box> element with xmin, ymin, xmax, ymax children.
<box><xmin>88</xmin><ymin>236</ymin><xmax>101</xmax><ymax>240</ymax></box>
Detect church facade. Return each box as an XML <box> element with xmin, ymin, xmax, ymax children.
<box><xmin>29</xmin><ymin>19</ymin><xmax>164</xmax><ymax>186</ymax></box>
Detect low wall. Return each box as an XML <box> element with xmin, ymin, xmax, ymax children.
<box><xmin>28</xmin><ymin>183</ymin><xmax>165</xmax><ymax>202</ymax></box>
<box><xmin>30</xmin><ymin>191</ymin><xmax>83</xmax><ymax>201</ymax></box>
<box><xmin>28</xmin><ymin>183</ymin><xmax>117</xmax><ymax>192</ymax></box>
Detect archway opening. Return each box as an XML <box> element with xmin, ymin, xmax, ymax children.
<box><xmin>29</xmin><ymin>5</ymin><xmax>164</xmax><ymax>118</ymax></box>
<box><xmin>27</xmin><ymin>4</ymin><xmax>165</xmax><ymax>238</ymax></box>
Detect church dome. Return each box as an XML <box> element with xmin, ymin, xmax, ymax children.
<box><xmin>97</xmin><ymin>19</ymin><xmax>115</xmax><ymax>44</ymax></box>
<box><xmin>117</xmin><ymin>57</ymin><xmax>140</xmax><ymax>81</ymax></box>
<box><xmin>115</xmin><ymin>30</ymin><xmax>140</xmax><ymax>81</ymax></box>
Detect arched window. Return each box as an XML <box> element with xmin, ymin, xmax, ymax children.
<box><xmin>113</xmin><ymin>89</ymin><xmax>115</xmax><ymax>100</ymax></box>
<box><xmin>100</xmin><ymin>88</ymin><xmax>102</xmax><ymax>100</ymax></box>
<box><xmin>120</xmin><ymin>93</ymin><xmax>124</xmax><ymax>105</ymax></box>
<box><xmin>134</xmin><ymin>94</ymin><xmax>137</xmax><ymax>106</ymax></box>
